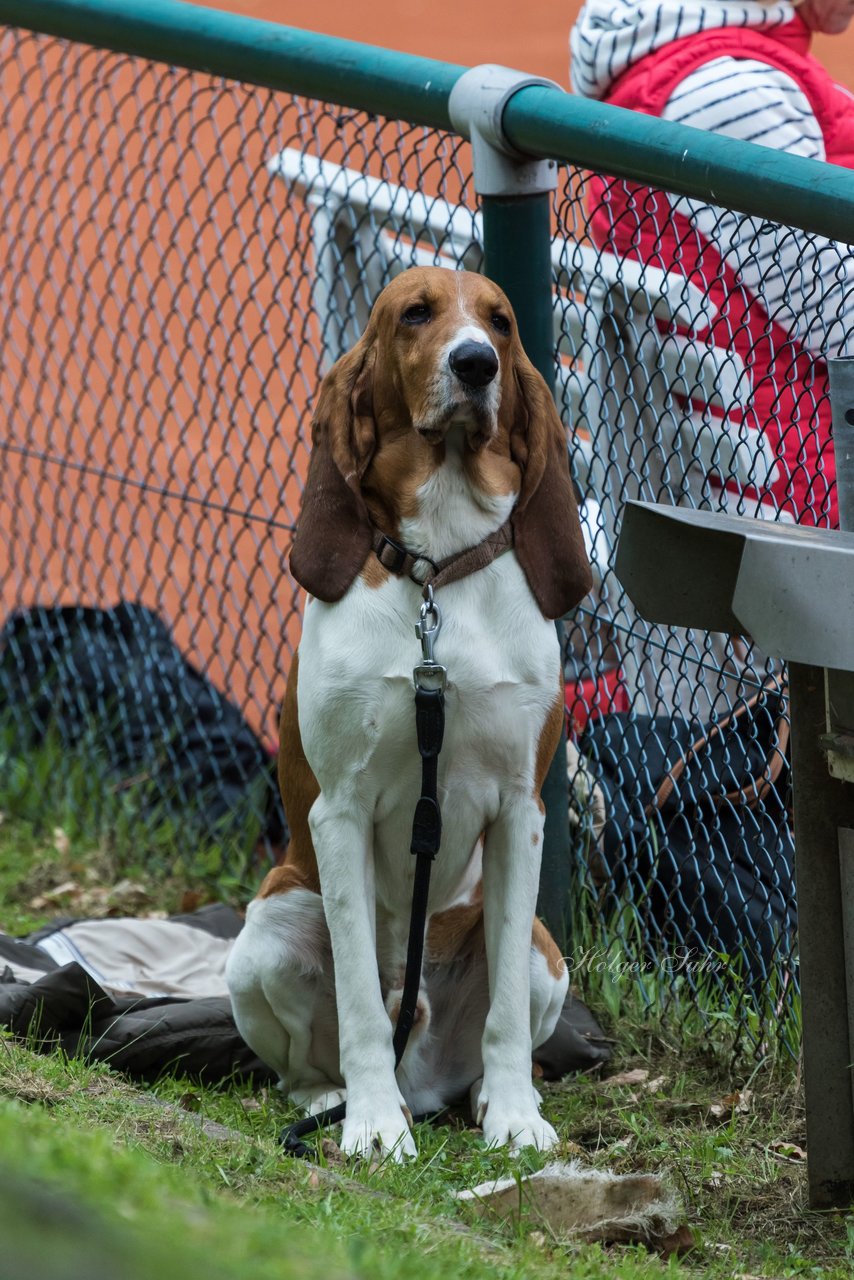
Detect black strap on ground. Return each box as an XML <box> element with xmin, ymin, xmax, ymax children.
<box><xmin>280</xmin><ymin>683</ymin><xmax>444</xmax><ymax>1159</ymax></box>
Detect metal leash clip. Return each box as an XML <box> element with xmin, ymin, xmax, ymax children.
<box><xmin>413</xmin><ymin>585</ymin><xmax>447</xmax><ymax>692</ymax></box>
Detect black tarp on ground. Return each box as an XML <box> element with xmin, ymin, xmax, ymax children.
<box><xmin>0</xmin><ymin>906</ymin><xmax>611</xmax><ymax>1084</ymax></box>
<box><xmin>0</xmin><ymin>906</ymin><xmax>274</xmax><ymax>1083</ymax></box>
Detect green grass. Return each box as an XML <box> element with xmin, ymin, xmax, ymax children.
<box><xmin>0</xmin><ymin>720</ymin><xmax>260</xmax><ymax>933</ymax></box>
<box><xmin>0</xmin><ymin>735</ymin><xmax>851</xmax><ymax>1278</ymax></box>
<box><xmin>564</xmin><ymin>876</ymin><xmax>802</xmax><ymax>1065</ymax></box>
<box><xmin>2</xmin><ymin>1028</ymin><xmax>852</xmax><ymax>1280</ymax></box>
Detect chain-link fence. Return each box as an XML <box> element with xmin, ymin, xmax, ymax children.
<box><xmin>0</xmin><ymin>28</ymin><xmax>477</xmax><ymax>875</ymax></box>
<box><xmin>554</xmin><ymin>167</ymin><xmax>826</xmax><ymax>1043</ymax></box>
<box><xmin>3</xmin><ymin>9</ymin><xmax>849</xmax><ymax>1051</ymax></box>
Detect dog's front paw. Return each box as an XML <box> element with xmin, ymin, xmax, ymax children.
<box><xmin>341</xmin><ymin>1106</ymin><xmax>417</xmax><ymax>1162</ymax></box>
<box><xmin>473</xmin><ymin>1082</ymin><xmax>558</xmax><ymax>1154</ymax></box>
<box><xmin>481</xmin><ymin>1106</ymin><xmax>559</xmax><ymax>1153</ymax></box>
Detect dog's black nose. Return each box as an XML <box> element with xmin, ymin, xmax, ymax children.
<box><xmin>448</xmin><ymin>341</ymin><xmax>499</xmax><ymax>389</ymax></box>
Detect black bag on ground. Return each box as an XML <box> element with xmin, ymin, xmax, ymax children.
<box><xmin>578</xmin><ymin>678</ymin><xmax>795</xmax><ymax>985</ymax></box>
<box><xmin>0</xmin><ymin>602</ymin><xmax>285</xmax><ymax>846</ymax></box>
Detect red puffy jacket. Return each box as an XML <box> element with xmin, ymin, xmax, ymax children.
<box><xmin>590</xmin><ymin>16</ymin><xmax>854</xmax><ymax>525</ymax></box>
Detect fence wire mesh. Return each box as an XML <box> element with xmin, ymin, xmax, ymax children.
<box><xmin>2</xmin><ymin>23</ymin><xmax>841</xmax><ymax>1051</ymax></box>
<box><xmin>554</xmin><ymin>166</ymin><xmax>820</xmax><ymax>1047</ymax></box>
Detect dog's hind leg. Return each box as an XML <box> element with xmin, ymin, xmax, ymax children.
<box><xmin>530</xmin><ymin>917</ymin><xmax>569</xmax><ymax>1051</ymax></box>
<box><xmin>226</xmin><ymin>884</ymin><xmax>342</xmax><ymax>1106</ymax></box>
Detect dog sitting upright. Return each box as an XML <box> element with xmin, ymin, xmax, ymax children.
<box><xmin>226</xmin><ymin>266</ymin><xmax>591</xmax><ymax>1160</ymax></box>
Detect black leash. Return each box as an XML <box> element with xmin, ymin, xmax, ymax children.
<box><xmin>281</xmin><ymin>588</ymin><xmax>446</xmax><ymax>1159</ymax></box>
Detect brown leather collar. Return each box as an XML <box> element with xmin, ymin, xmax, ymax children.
<box><xmin>372</xmin><ymin>520</ymin><xmax>514</xmax><ymax>591</ymax></box>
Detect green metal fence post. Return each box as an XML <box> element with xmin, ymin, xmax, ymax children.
<box><xmin>483</xmin><ymin>195</ymin><xmax>574</xmax><ymax>949</ymax></box>
<box><xmin>479</xmin><ymin>194</ymin><xmax>555</xmax><ymax>384</ymax></box>
<box><xmin>449</xmin><ymin>67</ymin><xmax>574</xmax><ymax>948</ymax></box>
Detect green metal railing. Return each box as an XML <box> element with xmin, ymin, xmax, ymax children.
<box><xmin>5</xmin><ymin>0</ymin><xmax>854</xmax><ymax>239</ymax></box>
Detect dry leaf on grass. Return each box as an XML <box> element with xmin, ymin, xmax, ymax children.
<box><xmin>29</xmin><ymin>880</ymin><xmax>81</xmax><ymax>910</ymax></box>
<box><xmin>320</xmin><ymin>1137</ymin><xmax>348</xmax><ymax>1167</ymax></box>
<box><xmin>595</xmin><ymin>1069</ymin><xmax>665</xmax><ymax>1105</ymax></box>
<box><xmin>769</xmin><ymin>1140</ymin><xmax>807</xmax><ymax>1162</ymax></box>
<box><xmin>599</xmin><ymin>1068</ymin><xmax>650</xmax><ymax>1088</ymax></box>
<box><xmin>109</xmin><ymin>879</ymin><xmax>152</xmax><ymax>906</ymax></box>
<box><xmin>29</xmin><ymin>877</ymin><xmax>155</xmax><ymax>917</ymax></box>
<box><xmin>52</xmin><ymin>827</ymin><xmax>71</xmax><ymax>858</ymax></box>
<box><xmin>709</xmin><ymin>1088</ymin><xmax>753</xmax><ymax>1120</ymax></box>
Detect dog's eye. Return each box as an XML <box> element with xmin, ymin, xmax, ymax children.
<box><xmin>401</xmin><ymin>303</ymin><xmax>431</xmax><ymax>326</ymax></box>
<box><xmin>491</xmin><ymin>313</ymin><xmax>511</xmax><ymax>336</ymax></box>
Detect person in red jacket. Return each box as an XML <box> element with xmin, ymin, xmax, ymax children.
<box><xmin>566</xmin><ymin>0</ymin><xmax>854</xmax><ymax>980</ymax></box>
<box><xmin>571</xmin><ymin>0</ymin><xmax>854</xmax><ymax>528</ymax></box>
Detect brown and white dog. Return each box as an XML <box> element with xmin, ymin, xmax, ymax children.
<box><xmin>226</xmin><ymin>266</ymin><xmax>591</xmax><ymax>1160</ymax></box>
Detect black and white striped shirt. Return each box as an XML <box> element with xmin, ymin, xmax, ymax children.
<box><xmin>571</xmin><ymin>0</ymin><xmax>854</xmax><ymax>357</ymax></box>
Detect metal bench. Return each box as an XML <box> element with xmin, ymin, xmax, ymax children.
<box><xmin>616</xmin><ymin>489</ymin><xmax>854</xmax><ymax>1210</ymax></box>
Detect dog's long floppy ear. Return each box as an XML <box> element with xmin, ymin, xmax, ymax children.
<box><xmin>509</xmin><ymin>352</ymin><xmax>592</xmax><ymax>620</ymax></box>
<box><xmin>289</xmin><ymin>338</ymin><xmax>377</xmax><ymax>602</ymax></box>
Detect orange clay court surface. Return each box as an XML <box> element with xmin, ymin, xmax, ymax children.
<box><xmin>225</xmin><ymin>1</ymin><xmax>854</xmax><ymax>91</ymax></box>
<box><xmin>2</xmin><ymin>1</ymin><xmax>852</xmax><ymax>749</ymax></box>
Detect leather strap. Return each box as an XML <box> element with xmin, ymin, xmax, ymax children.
<box><xmin>372</xmin><ymin>519</ymin><xmax>514</xmax><ymax>590</ymax></box>
<box><xmin>373</xmin><ymin>532</ymin><xmax>437</xmax><ymax>581</ymax></box>
<box><xmin>392</xmin><ymin>684</ymin><xmax>445</xmax><ymax>1058</ymax></box>
<box><xmin>410</xmin><ymin>686</ymin><xmax>444</xmax><ymax>858</ymax></box>
<box><xmin>647</xmin><ymin>675</ymin><xmax>789</xmax><ymax>816</ymax></box>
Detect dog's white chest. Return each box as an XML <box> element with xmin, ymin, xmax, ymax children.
<box><xmin>297</xmin><ymin>556</ymin><xmax>559</xmax><ymax>911</ymax></box>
